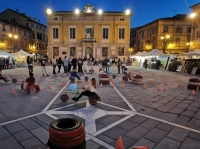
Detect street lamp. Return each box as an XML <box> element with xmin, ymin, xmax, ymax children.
<box><xmin>98</xmin><ymin>9</ymin><xmax>103</xmax><ymax>15</ymax></box>
<box><xmin>46</xmin><ymin>8</ymin><xmax>52</xmax><ymax>15</ymax></box>
<box><xmin>0</xmin><ymin>42</ymin><xmax>5</xmax><ymax>49</ymax></box>
<box><xmin>8</xmin><ymin>33</ymin><xmax>18</xmax><ymax>53</ymax></box>
<box><xmin>125</xmin><ymin>9</ymin><xmax>131</xmax><ymax>15</ymax></box>
<box><xmin>75</xmin><ymin>8</ymin><xmax>80</xmax><ymax>14</ymax></box>
<box><xmin>189</xmin><ymin>12</ymin><xmax>196</xmax><ymax>51</ymax></box>
<box><xmin>161</xmin><ymin>35</ymin><xmax>170</xmax><ymax>53</ymax></box>
<box><xmin>129</xmin><ymin>47</ymin><xmax>133</xmax><ymax>55</ymax></box>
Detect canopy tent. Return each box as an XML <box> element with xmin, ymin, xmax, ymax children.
<box><xmin>13</xmin><ymin>49</ymin><xmax>32</xmax><ymax>61</ymax></box>
<box><xmin>182</xmin><ymin>49</ymin><xmax>200</xmax><ymax>56</ymax></box>
<box><xmin>0</xmin><ymin>49</ymin><xmax>12</xmax><ymax>57</ymax></box>
<box><xmin>130</xmin><ymin>52</ymin><xmax>142</xmax><ymax>58</ymax></box>
<box><xmin>140</xmin><ymin>51</ymin><xmax>148</xmax><ymax>56</ymax></box>
<box><xmin>145</xmin><ymin>49</ymin><xmax>171</xmax><ymax>57</ymax></box>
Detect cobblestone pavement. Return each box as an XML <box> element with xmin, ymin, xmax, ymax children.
<box><xmin>0</xmin><ymin>66</ymin><xmax>200</xmax><ymax>149</ymax></box>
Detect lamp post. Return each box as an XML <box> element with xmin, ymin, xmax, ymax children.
<box><xmin>189</xmin><ymin>12</ymin><xmax>196</xmax><ymax>51</ymax></box>
<box><xmin>161</xmin><ymin>35</ymin><xmax>170</xmax><ymax>53</ymax></box>
<box><xmin>0</xmin><ymin>42</ymin><xmax>5</xmax><ymax>50</ymax></box>
<box><xmin>129</xmin><ymin>47</ymin><xmax>133</xmax><ymax>55</ymax></box>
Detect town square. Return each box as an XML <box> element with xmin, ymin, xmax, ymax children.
<box><xmin>0</xmin><ymin>0</ymin><xmax>200</xmax><ymax>149</ymax></box>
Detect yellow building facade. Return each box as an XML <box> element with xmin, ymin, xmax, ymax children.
<box><xmin>130</xmin><ymin>14</ymin><xmax>192</xmax><ymax>55</ymax></box>
<box><xmin>190</xmin><ymin>3</ymin><xmax>200</xmax><ymax>50</ymax></box>
<box><xmin>47</xmin><ymin>4</ymin><xmax>132</xmax><ymax>59</ymax></box>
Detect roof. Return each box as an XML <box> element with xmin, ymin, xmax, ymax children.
<box><xmin>131</xmin><ymin>14</ymin><xmax>189</xmax><ymax>29</ymax></box>
<box><xmin>0</xmin><ymin>19</ymin><xmax>32</xmax><ymax>31</ymax></box>
<box><xmin>0</xmin><ymin>8</ymin><xmax>47</xmax><ymax>27</ymax></box>
<box><xmin>54</xmin><ymin>11</ymin><xmax>127</xmax><ymax>14</ymax></box>
<box><xmin>190</xmin><ymin>3</ymin><xmax>200</xmax><ymax>8</ymax></box>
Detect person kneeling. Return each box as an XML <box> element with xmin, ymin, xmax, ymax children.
<box><xmin>72</xmin><ymin>78</ymin><xmax>100</xmax><ymax>102</ymax></box>
<box><xmin>123</xmin><ymin>68</ymin><xmax>132</xmax><ymax>81</ymax></box>
<box><xmin>23</xmin><ymin>73</ymin><xmax>39</xmax><ymax>92</ymax></box>
<box><xmin>70</xmin><ymin>68</ymin><xmax>81</xmax><ymax>80</ymax></box>
<box><xmin>0</xmin><ymin>72</ymin><xmax>9</xmax><ymax>83</ymax></box>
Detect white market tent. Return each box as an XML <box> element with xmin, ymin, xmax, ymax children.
<box><xmin>140</xmin><ymin>51</ymin><xmax>148</xmax><ymax>56</ymax></box>
<box><xmin>145</xmin><ymin>49</ymin><xmax>171</xmax><ymax>57</ymax></box>
<box><xmin>0</xmin><ymin>49</ymin><xmax>12</xmax><ymax>57</ymax></box>
<box><xmin>182</xmin><ymin>49</ymin><xmax>200</xmax><ymax>56</ymax></box>
<box><xmin>14</xmin><ymin>49</ymin><xmax>32</xmax><ymax>61</ymax></box>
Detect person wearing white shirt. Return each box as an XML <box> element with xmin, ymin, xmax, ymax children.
<box><xmin>63</xmin><ymin>56</ymin><xmax>68</xmax><ymax>73</ymax></box>
<box><xmin>52</xmin><ymin>56</ymin><xmax>57</xmax><ymax>74</ymax></box>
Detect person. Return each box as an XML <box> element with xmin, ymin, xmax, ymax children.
<box><xmin>57</xmin><ymin>57</ymin><xmax>63</xmax><ymax>73</ymax></box>
<box><xmin>0</xmin><ymin>72</ymin><xmax>9</xmax><ymax>82</ymax></box>
<box><xmin>63</xmin><ymin>56</ymin><xmax>68</xmax><ymax>73</ymax></box>
<box><xmin>72</xmin><ymin>57</ymin><xmax>77</xmax><ymax>70</ymax></box>
<box><xmin>70</xmin><ymin>68</ymin><xmax>81</xmax><ymax>80</ymax></box>
<box><xmin>121</xmin><ymin>58</ymin><xmax>126</xmax><ymax>73</ymax></box>
<box><xmin>52</xmin><ymin>56</ymin><xmax>57</xmax><ymax>74</ymax></box>
<box><xmin>112</xmin><ymin>57</ymin><xmax>115</xmax><ymax>67</ymax></box>
<box><xmin>6</xmin><ymin>58</ymin><xmax>9</xmax><ymax>69</ymax></box>
<box><xmin>144</xmin><ymin>59</ymin><xmax>148</xmax><ymax>69</ymax></box>
<box><xmin>40</xmin><ymin>57</ymin><xmax>49</xmax><ymax>76</ymax></box>
<box><xmin>117</xmin><ymin>58</ymin><xmax>121</xmax><ymax>74</ymax></box>
<box><xmin>99</xmin><ymin>68</ymin><xmax>105</xmax><ymax>74</ymax></box>
<box><xmin>72</xmin><ymin>78</ymin><xmax>101</xmax><ymax>102</ymax></box>
<box><xmin>11</xmin><ymin>58</ymin><xmax>15</xmax><ymax>69</ymax></box>
<box><xmin>78</xmin><ymin>57</ymin><xmax>83</xmax><ymax>73</ymax></box>
<box><xmin>68</xmin><ymin>57</ymin><xmax>72</xmax><ymax>72</ymax></box>
<box><xmin>27</xmin><ymin>56</ymin><xmax>33</xmax><ymax>76</ymax></box>
<box><xmin>104</xmin><ymin>57</ymin><xmax>109</xmax><ymax>72</ymax></box>
<box><xmin>23</xmin><ymin>72</ymin><xmax>39</xmax><ymax>91</ymax></box>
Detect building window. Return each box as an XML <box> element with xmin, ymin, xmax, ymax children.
<box><xmin>102</xmin><ymin>47</ymin><xmax>108</xmax><ymax>57</ymax></box>
<box><xmin>119</xmin><ymin>28</ymin><xmax>125</xmax><ymax>39</ymax></box>
<box><xmin>85</xmin><ymin>28</ymin><xmax>94</xmax><ymax>38</ymax></box>
<box><xmin>175</xmin><ymin>38</ymin><xmax>180</xmax><ymax>46</ymax></box>
<box><xmin>102</xmin><ymin>28</ymin><xmax>108</xmax><ymax>39</ymax></box>
<box><xmin>119</xmin><ymin>18</ymin><xmax>124</xmax><ymax>21</ymax></box>
<box><xmin>2</xmin><ymin>25</ymin><xmax>6</xmax><ymax>31</ymax></box>
<box><xmin>32</xmin><ymin>23</ymin><xmax>34</xmax><ymax>27</ymax></box>
<box><xmin>32</xmin><ymin>32</ymin><xmax>35</xmax><ymax>39</ymax></box>
<box><xmin>70</xmin><ymin>28</ymin><xmax>76</xmax><ymax>39</ymax></box>
<box><xmin>152</xmin><ymin>27</ymin><xmax>157</xmax><ymax>34</ymax></box>
<box><xmin>196</xmin><ymin>31</ymin><xmax>200</xmax><ymax>42</ymax></box>
<box><xmin>53</xmin><ymin>47</ymin><xmax>59</xmax><ymax>56</ymax></box>
<box><xmin>53</xmin><ymin>28</ymin><xmax>59</xmax><ymax>39</ymax></box>
<box><xmin>163</xmin><ymin>26</ymin><xmax>169</xmax><ymax>33</ymax></box>
<box><xmin>53</xmin><ymin>16</ymin><xmax>58</xmax><ymax>20</ymax></box>
<box><xmin>62</xmin><ymin>52</ymin><xmax>67</xmax><ymax>55</ymax></box>
<box><xmin>118</xmin><ymin>47</ymin><xmax>124</xmax><ymax>56</ymax></box>
<box><xmin>140</xmin><ymin>31</ymin><xmax>144</xmax><ymax>37</ymax></box>
<box><xmin>70</xmin><ymin>47</ymin><xmax>76</xmax><ymax>56</ymax></box>
<box><xmin>24</xmin><ymin>31</ymin><xmax>26</xmax><ymax>36</ymax></box>
<box><xmin>147</xmin><ymin>30</ymin><xmax>150</xmax><ymax>36</ymax></box>
<box><xmin>176</xmin><ymin>27</ymin><xmax>183</xmax><ymax>33</ymax></box>
<box><xmin>187</xmin><ymin>27</ymin><xmax>191</xmax><ymax>33</ymax></box>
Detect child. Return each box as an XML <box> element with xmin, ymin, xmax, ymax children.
<box><xmin>23</xmin><ymin>73</ymin><xmax>39</xmax><ymax>91</ymax></box>
<box><xmin>72</xmin><ymin>78</ymin><xmax>101</xmax><ymax>101</ymax></box>
<box><xmin>89</xmin><ymin>67</ymin><xmax>94</xmax><ymax>74</ymax></box>
<box><xmin>70</xmin><ymin>68</ymin><xmax>81</xmax><ymax>80</ymax></box>
<box><xmin>123</xmin><ymin>68</ymin><xmax>132</xmax><ymax>81</ymax></box>
<box><xmin>99</xmin><ymin>68</ymin><xmax>105</xmax><ymax>74</ymax></box>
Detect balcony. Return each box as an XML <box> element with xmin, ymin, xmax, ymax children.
<box><xmin>82</xmin><ymin>38</ymin><xmax>96</xmax><ymax>42</ymax></box>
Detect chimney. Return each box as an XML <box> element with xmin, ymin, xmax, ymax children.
<box><xmin>16</xmin><ymin>9</ymin><xmax>18</xmax><ymax>12</ymax></box>
<box><xmin>38</xmin><ymin>19</ymin><xmax>40</xmax><ymax>22</ymax></box>
<box><xmin>34</xmin><ymin>18</ymin><xmax>36</xmax><ymax>20</ymax></box>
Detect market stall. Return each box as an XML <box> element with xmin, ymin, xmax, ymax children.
<box><xmin>13</xmin><ymin>49</ymin><xmax>32</xmax><ymax>67</ymax></box>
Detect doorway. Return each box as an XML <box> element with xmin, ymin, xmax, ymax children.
<box><xmin>85</xmin><ymin>47</ymin><xmax>93</xmax><ymax>58</ymax></box>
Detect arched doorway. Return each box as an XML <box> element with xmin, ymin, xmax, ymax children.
<box><xmin>85</xmin><ymin>47</ymin><xmax>93</xmax><ymax>58</ymax></box>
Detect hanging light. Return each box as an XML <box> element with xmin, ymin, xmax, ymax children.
<box><xmin>125</xmin><ymin>9</ymin><xmax>130</xmax><ymax>15</ymax></box>
<box><xmin>75</xmin><ymin>8</ymin><xmax>80</xmax><ymax>14</ymax></box>
<box><xmin>46</xmin><ymin>8</ymin><xmax>52</xmax><ymax>15</ymax></box>
<box><xmin>98</xmin><ymin>9</ymin><xmax>103</xmax><ymax>15</ymax></box>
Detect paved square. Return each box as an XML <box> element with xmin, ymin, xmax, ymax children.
<box><xmin>0</xmin><ymin>66</ymin><xmax>200</xmax><ymax>149</ymax></box>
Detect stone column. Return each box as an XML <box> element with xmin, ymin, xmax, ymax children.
<box><xmin>83</xmin><ymin>42</ymin><xmax>85</xmax><ymax>57</ymax></box>
<box><xmin>93</xmin><ymin>42</ymin><xmax>95</xmax><ymax>57</ymax></box>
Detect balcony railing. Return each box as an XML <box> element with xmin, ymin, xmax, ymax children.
<box><xmin>82</xmin><ymin>38</ymin><xmax>96</xmax><ymax>42</ymax></box>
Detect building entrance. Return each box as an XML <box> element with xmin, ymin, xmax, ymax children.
<box><xmin>85</xmin><ymin>47</ymin><xmax>93</xmax><ymax>58</ymax></box>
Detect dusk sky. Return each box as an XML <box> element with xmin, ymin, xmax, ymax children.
<box><xmin>0</xmin><ymin>0</ymin><xmax>199</xmax><ymax>27</ymax></box>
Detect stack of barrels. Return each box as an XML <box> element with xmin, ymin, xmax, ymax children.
<box><xmin>187</xmin><ymin>78</ymin><xmax>200</xmax><ymax>90</ymax></box>
<box><xmin>132</xmin><ymin>75</ymin><xmax>144</xmax><ymax>84</ymax></box>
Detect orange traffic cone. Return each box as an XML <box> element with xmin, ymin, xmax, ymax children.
<box><xmin>164</xmin><ymin>82</ymin><xmax>167</xmax><ymax>86</ymax></box>
<box><xmin>12</xmin><ymin>88</ymin><xmax>16</xmax><ymax>94</ymax></box>
<box><xmin>40</xmin><ymin>75</ymin><xmax>43</xmax><ymax>78</ymax></box>
<box><xmin>116</xmin><ymin>136</ymin><xmax>124</xmax><ymax>149</ymax></box>
<box><xmin>178</xmin><ymin>83</ymin><xmax>181</xmax><ymax>87</ymax></box>
<box><xmin>192</xmin><ymin>90</ymin><xmax>195</xmax><ymax>96</ymax></box>
<box><xmin>112</xmin><ymin>79</ymin><xmax>114</xmax><ymax>84</ymax></box>
<box><xmin>82</xmin><ymin>80</ymin><xmax>84</xmax><ymax>84</ymax></box>
<box><xmin>111</xmin><ymin>83</ymin><xmax>114</xmax><ymax>88</ymax></box>
<box><xmin>39</xmin><ymin>86</ymin><xmax>42</xmax><ymax>90</ymax></box>
<box><xmin>100</xmin><ymin>83</ymin><xmax>103</xmax><ymax>88</ymax></box>
<box><xmin>152</xmin><ymin>74</ymin><xmax>154</xmax><ymax>76</ymax></box>
<box><xmin>152</xmin><ymin>80</ymin><xmax>155</xmax><ymax>85</ymax></box>
<box><xmin>174</xmin><ymin>76</ymin><xmax>176</xmax><ymax>79</ymax></box>
<box><xmin>133</xmin><ymin>146</ymin><xmax>148</xmax><ymax>149</ymax></box>
<box><xmin>63</xmin><ymin>81</ymin><xmax>66</xmax><ymax>86</ymax></box>
<box><xmin>157</xmin><ymin>85</ymin><xmax>160</xmax><ymax>90</ymax></box>
<box><xmin>121</xmin><ymin>83</ymin><xmax>124</xmax><ymax>88</ymax></box>
<box><xmin>49</xmin><ymin>84</ymin><xmax>52</xmax><ymax>89</ymax></box>
<box><xmin>143</xmin><ymin>83</ymin><xmax>146</xmax><ymax>89</ymax></box>
<box><xmin>60</xmin><ymin>82</ymin><xmax>63</xmax><ymax>87</ymax></box>
<box><xmin>164</xmin><ymin>86</ymin><xmax>167</xmax><ymax>91</ymax></box>
<box><xmin>196</xmin><ymin>86</ymin><xmax>199</xmax><ymax>91</ymax></box>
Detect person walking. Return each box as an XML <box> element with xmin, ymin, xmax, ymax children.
<box><xmin>105</xmin><ymin>57</ymin><xmax>109</xmax><ymax>72</ymax></box>
<box><xmin>68</xmin><ymin>57</ymin><xmax>72</xmax><ymax>72</ymax></box>
<box><xmin>117</xmin><ymin>58</ymin><xmax>122</xmax><ymax>74</ymax></box>
<box><xmin>63</xmin><ymin>56</ymin><xmax>68</xmax><ymax>73</ymax></box>
<box><xmin>27</xmin><ymin>56</ymin><xmax>33</xmax><ymax>76</ymax></box>
<box><xmin>52</xmin><ymin>56</ymin><xmax>57</xmax><ymax>74</ymax></box>
<box><xmin>40</xmin><ymin>57</ymin><xmax>49</xmax><ymax>76</ymax></box>
<box><xmin>57</xmin><ymin>57</ymin><xmax>63</xmax><ymax>73</ymax></box>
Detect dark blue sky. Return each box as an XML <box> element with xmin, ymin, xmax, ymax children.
<box><xmin>0</xmin><ymin>0</ymin><xmax>199</xmax><ymax>27</ymax></box>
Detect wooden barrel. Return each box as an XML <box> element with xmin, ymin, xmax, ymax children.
<box><xmin>12</xmin><ymin>78</ymin><xmax>17</xmax><ymax>83</ymax></box>
<box><xmin>60</xmin><ymin>94</ymin><xmax>69</xmax><ymax>102</ymax></box>
<box><xmin>48</xmin><ymin>118</ymin><xmax>86</xmax><ymax>149</ymax></box>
